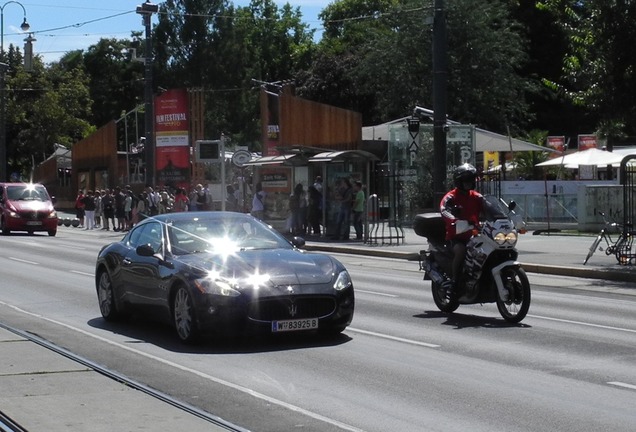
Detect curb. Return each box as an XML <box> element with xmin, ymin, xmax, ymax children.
<box><xmin>304</xmin><ymin>244</ymin><xmax>635</xmax><ymax>282</ymax></box>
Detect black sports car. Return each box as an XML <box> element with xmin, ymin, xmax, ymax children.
<box><xmin>95</xmin><ymin>211</ymin><xmax>354</xmax><ymax>342</ymax></box>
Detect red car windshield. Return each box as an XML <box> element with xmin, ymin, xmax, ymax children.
<box><xmin>6</xmin><ymin>185</ymin><xmax>50</xmax><ymax>202</ymax></box>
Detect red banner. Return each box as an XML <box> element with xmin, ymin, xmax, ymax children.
<box><xmin>578</xmin><ymin>134</ymin><xmax>597</xmax><ymax>151</ymax></box>
<box><xmin>154</xmin><ymin>89</ymin><xmax>190</xmax><ymax>189</ymax></box>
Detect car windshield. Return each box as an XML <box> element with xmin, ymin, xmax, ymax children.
<box><xmin>167</xmin><ymin>216</ymin><xmax>292</xmax><ymax>254</ymax></box>
<box><xmin>6</xmin><ymin>185</ymin><xmax>50</xmax><ymax>201</ymax></box>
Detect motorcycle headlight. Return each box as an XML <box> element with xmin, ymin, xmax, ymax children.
<box><xmin>505</xmin><ymin>232</ymin><xmax>518</xmax><ymax>245</ymax></box>
<box><xmin>494</xmin><ymin>232</ymin><xmax>507</xmax><ymax>245</ymax></box>
<box><xmin>333</xmin><ymin>270</ymin><xmax>352</xmax><ymax>291</ymax></box>
<box><xmin>493</xmin><ymin>231</ymin><xmax>518</xmax><ymax>246</ymax></box>
<box><xmin>194</xmin><ymin>277</ymin><xmax>240</xmax><ymax>297</ymax></box>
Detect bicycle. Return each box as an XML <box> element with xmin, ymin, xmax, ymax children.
<box><xmin>583</xmin><ymin>212</ymin><xmax>635</xmax><ymax>265</ymax></box>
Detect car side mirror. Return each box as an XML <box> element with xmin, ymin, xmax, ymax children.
<box><xmin>508</xmin><ymin>201</ymin><xmax>517</xmax><ymax>212</ymax></box>
<box><xmin>291</xmin><ymin>236</ymin><xmax>306</xmax><ymax>248</ymax></box>
<box><xmin>136</xmin><ymin>244</ymin><xmax>155</xmax><ymax>257</ymax></box>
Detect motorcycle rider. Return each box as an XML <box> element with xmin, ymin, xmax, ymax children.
<box><xmin>440</xmin><ymin>163</ymin><xmax>484</xmax><ymax>299</ymax></box>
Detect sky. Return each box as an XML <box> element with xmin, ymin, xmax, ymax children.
<box><xmin>6</xmin><ymin>1</ymin><xmax>329</xmax><ymax>64</ymax></box>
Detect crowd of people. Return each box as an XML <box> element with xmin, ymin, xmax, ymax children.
<box><xmin>73</xmin><ymin>183</ymin><xmax>217</xmax><ymax>231</ymax></box>
<box><xmin>287</xmin><ymin>176</ymin><xmax>366</xmax><ymax>241</ymax></box>
<box><xmin>72</xmin><ymin>177</ymin><xmax>367</xmax><ymax>241</ymax></box>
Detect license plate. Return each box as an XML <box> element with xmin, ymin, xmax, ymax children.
<box><xmin>272</xmin><ymin>318</ymin><xmax>319</xmax><ymax>333</ymax></box>
<box><xmin>26</xmin><ymin>221</ymin><xmax>42</xmax><ymax>226</ymax></box>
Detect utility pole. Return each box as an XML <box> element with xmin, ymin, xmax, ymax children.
<box><xmin>136</xmin><ymin>1</ymin><xmax>158</xmax><ymax>187</ymax></box>
<box><xmin>432</xmin><ymin>0</ymin><xmax>448</xmax><ymax>204</ymax></box>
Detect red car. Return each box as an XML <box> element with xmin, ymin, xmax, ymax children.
<box><xmin>0</xmin><ymin>182</ymin><xmax>58</xmax><ymax>236</ymax></box>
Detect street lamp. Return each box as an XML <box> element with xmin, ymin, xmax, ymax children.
<box><xmin>0</xmin><ymin>1</ymin><xmax>30</xmax><ymax>182</ymax></box>
<box><xmin>136</xmin><ymin>0</ymin><xmax>158</xmax><ymax>187</ymax></box>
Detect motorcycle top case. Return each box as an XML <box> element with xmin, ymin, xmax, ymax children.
<box><xmin>413</xmin><ymin>213</ymin><xmax>446</xmax><ymax>244</ymax></box>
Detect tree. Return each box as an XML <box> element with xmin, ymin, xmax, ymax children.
<box><xmin>7</xmin><ymin>56</ymin><xmax>94</xmax><ymax>176</ymax></box>
<box><xmin>298</xmin><ymin>0</ymin><xmax>535</xmax><ymax>133</ymax></box>
<box><xmin>538</xmin><ymin>0</ymin><xmax>636</xmax><ymax>142</ymax></box>
<box><xmin>153</xmin><ymin>0</ymin><xmax>315</xmax><ymax>150</ymax></box>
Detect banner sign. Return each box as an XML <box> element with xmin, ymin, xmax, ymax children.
<box><xmin>154</xmin><ymin>88</ymin><xmax>190</xmax><ymax>189</ymax></box>
<box><xmin>547</xmin><ymin>136</ymin><xmax>566</xmax><ymax>159</ymax></box>
<box><xmin>578</xmin><ymin>134</ymin><xmax>597</xmax><ymax>151</ymax></box>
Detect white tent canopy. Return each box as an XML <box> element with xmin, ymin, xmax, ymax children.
<box><xmin>535</xmin><ymin>148</ymin><xmax>635</xmax><ymax>169</ymax></box>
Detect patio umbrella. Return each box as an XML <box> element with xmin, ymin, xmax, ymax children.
<box><xmin>535</xmin><ymin>148</ymin><xmax>625</xmax><ymax>168</ymax></box>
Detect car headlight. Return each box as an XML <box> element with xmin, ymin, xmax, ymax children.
<box><xmin>333</xmin><ymin>270</ymin><xmax>352</xmax><ymax>291</ymax></box>
<box><xmin>194</xmin><ymin>277</ymin><xmax>240</xmax><ymax>297</ymax></box>
<box><xmin>493</xmin><ymin>231</ymin><xmax>517</xmax><ymax>246</ymax></box>
<box><xmin>47</xmin><ymin>211</ymin><xmax>57</xmax><ymax>219</ymax></box>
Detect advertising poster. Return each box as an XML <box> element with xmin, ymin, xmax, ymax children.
<box><xmin>578</xmin><ymin>134</ymin><xmax>597</xmax><ymax>151</ymax></box>
<box><xmin>265</xmin><ymin>91</ymin><xmax>280</xmax><ymax>157</ymax></box>
<box><xmin>484</xmin><ymin>151</ymin><xmax>499</xmax><ymax>173</ymax></box>
<box><xmin>547</xmin><ymin>136</ymin><xmax>566</xmax><ymax>157</ymax></box>
<box><xmin>154</xmin><ymin>89</ymin><xmax>190</xmax><ymax>189</ymax></box>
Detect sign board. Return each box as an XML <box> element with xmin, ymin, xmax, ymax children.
<box><xmin>232</xmin><ymin>150</ymin><xmax>252</xmax><ymax>167</ymax></box>
<box><xmin>195</xmin><ymin>140</ymin><xmax>222</xmax><ymax>162</ymax></box>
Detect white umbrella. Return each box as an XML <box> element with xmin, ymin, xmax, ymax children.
<box><xmin>535</xmin><ymin>148</ymin><xmax>625</xmax><ymax>168</ymax></box>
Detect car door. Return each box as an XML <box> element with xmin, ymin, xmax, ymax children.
<box><xmin>120</xmin><ymin>221</ymin><xmax>168</xmax><ymax>310</ymax></box>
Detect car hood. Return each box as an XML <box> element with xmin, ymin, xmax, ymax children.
<box><xmin>9</xmin><ymin>200</ymin><xmax>54</xmax><ymax>213</ymax></box>
<box><xmin>177</xmin><ymin>248</ymin><xmax>338</xmax><ymax>286</ymax></box>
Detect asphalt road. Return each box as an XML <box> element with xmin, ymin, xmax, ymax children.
<box><xmin>0</xmin><ymin>228</ymin><xmax>635</xmax><ymax>431</ymax></box>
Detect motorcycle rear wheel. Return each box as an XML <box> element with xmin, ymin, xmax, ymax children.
<box><xmin>431</xmin><ymin>281</ymin><xmax>460</xmax><ymax>313</ymax></box>
<box><xmin>496</xmin><ymin>267</ymin><xmax>530</xmax><ymax>323</ymax></box>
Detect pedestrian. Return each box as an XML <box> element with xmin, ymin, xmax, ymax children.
<box><xmin>251</xmin><ymin>182</ymin><xmax>266</xmax><ymax>220</ymax></box>
<box><xmin>335</xmin><ymin>178</ymin><xmax>353</xmax><ymax>240</ymax></box>
<box><xmin>93</xmin><ymin>191</ymin><xmax>102</xmax><ymax>229</ymax></box>
<box><xmin>307</xmin><ymin>184</ymin><xmax>322</xmax><ymax>235</ymax></box>
<box><xmin>352</xmin><ymin>181</ymin><xmax>365</xmax><ymax>240</ymax></box>
<box><xmin>173</xmin><ymin>188</ymin><xmax>189</xmax><ymax>212</ymax></box>
<box><xmin>82</xmin><ymin>190</ymin><xmax>96</xmax><ymax>230</ymax></box>
<box><xmin>114</xmin><ymin>186</ymin><xmax>126</xmax><ymax>231</ymax></box>
<box><xmin>195</xmin><ymin>184</ymin><xmax>212</xmax><ymax>211</ymax></box>
<box><xmin>145</xmin><ymin>186</ymin><xmax>160</xmax><ymax>216</ymax></box>
<box><xmin>124</xmin><ymin>190</ymin><xmax>133</xmax><ymax>231</ymax></box>
<box><xmin>101</xmin><ymin>190</ymin><xmax>114</xmax><ymax>230</ymax></box>
<box><xmin>74</xmin><ymin>189</ymin><xmax>85</xmax><ymax>228</ymax></box>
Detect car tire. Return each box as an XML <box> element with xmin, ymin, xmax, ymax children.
<box><xmin>1</xmin><ymin>218</ymin><xmax>9</xmax><ymax>235</ymax></box>
<box><xmin>48</xmin><ymin>230</ymin><xmax>57</xmax><ymax>237</ymax></box>
<box><xmin>97</xmin><ymin>270</ymin><xmax>121</xmax><ymax>321</ymax></box>
<box><xmin>172</xmin><ymin>286</ymin><xmax>199</xmax><ymax>344</ymax></box>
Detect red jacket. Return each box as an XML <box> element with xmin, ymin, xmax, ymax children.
<box><xmin>440</xmin><ymin>188</ymin><xmax>484</xmax><ymax>241</ymax></box>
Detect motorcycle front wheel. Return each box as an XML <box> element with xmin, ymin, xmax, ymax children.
<box><xmin>431</xmin><ymin>281</ymin><xmax>460</xmax><ymax>313</ymax></box>
<box><xmin>496</xmin><ymin>267</ymin><xmax>531</xmax><ymax>323</ymax></box>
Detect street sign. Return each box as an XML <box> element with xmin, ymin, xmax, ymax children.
<box><xmin>232</xmin><ymin>149</ymin><xmax>252</xmax><ymax>167</ymax></box>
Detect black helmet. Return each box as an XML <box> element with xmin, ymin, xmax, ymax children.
<box><xmin>453</xmin><ymin>163</ymin><xmax>477</xmax><ymax>189</ymax></box>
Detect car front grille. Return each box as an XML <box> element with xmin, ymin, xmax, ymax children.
<box><xmin>18</xmin><ymin>210</ymin><xmax>47</xmax><ymax>221</ymax></box>
<box><xmin>248</xmin><ymin>296</ymin><xmax>336</xmax><ymax>321</ymax></box>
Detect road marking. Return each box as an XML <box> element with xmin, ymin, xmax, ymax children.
<box><xmin>355</xmin><ymin>289</ymin><xmax>398</xmax><ymax>298</ymax></box>
<box><xmin>529</xmin><ymin>314</ymin><xmax>636</xmax><ymax>334</ymax></box>
<box><xmin>70</xmin><ymin>270</ymin><xmax>94</xmax><ymax>277</ymax></box>
<box><xmin>8</xmin><ymin>257</ymin><xmax>38</xmax><ymax>265</ymax></box>
<box><xmin>608</xmin><ymin>382</ymin><xmax>636</xmax><ymax>391</ymax></box>
<box><xmin>0</xmin><ymin>302</ymin><xmax>367</xmax><ymax>432</ymax></box>
<box><xmin>348</xmin><ymin>327</ymin><xmax>441</xmax><ymax>348</ymax></box>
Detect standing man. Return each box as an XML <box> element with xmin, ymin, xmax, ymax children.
<box><xmin>352</xmin><ymin>181</ymin><xmax>365</xmax><ymax>240</ymax></box>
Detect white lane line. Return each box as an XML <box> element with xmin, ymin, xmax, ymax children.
<box><xmin>608</xmin><ymin>382</ymin><xmax>636</xmax><ymax>391</ymax></box>
<box><xmin>1</xmin><ymin>302</ymin><xmax>367</xmax><ymax>432</ymax></box>
<box><xmin>355</xmin><ymin>289</ymin><xmax>398</xmax><ymax>298</ymax></box>
<box><xmin>348</xmin><ymin>327</ymin><xmax>441</xmax><ymax>348</ymax></box>
<box><xmin>70</xmin><ymin>270</ymin><xmax>94</xmax><ymax>277</ymax></box>
<box><xmin>8</xmin><ymin>257</ymin><xmax>39</xmax><ymax>265</ymax></box>
<box><xmin>529</xmin><ymin>314</ymin><xmax>636</xmax><ymax>334</ymax></box>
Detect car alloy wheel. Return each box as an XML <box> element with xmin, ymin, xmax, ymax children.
<box><xmin>173</xmin><ymin>286</ymin><xmax>198</xmax><ymax>343</ymax></box>
<box><xmin>97</xmin><ymin>271</ymin><xmax>119</xmax><ymax>321</ymax></box>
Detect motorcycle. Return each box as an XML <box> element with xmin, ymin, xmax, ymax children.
<box><xmin>414</xmin><ymin>196</ymin><xmax>531</xmax><ymax>323</ymax></box>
